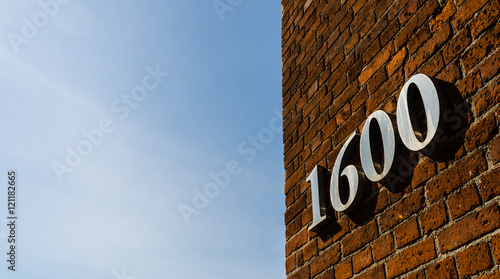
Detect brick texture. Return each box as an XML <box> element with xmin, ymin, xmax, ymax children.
<box><xmin>282</xmin><ymin>0</ymin><xmax>500</xmax><ymax>278</ymax></box>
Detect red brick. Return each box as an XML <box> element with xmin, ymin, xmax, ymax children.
<box><xmin>333</xmin><ymin>215</ymin><xmax>350</xmax><ymax>242</ymax></box>
<box><xmin>474</xmin><ymin>77</ymin><xmax>500</xmax><ymax>116</ymax></box>
<box><xmin>351</xmin><ymin>86</ymin><xmax>368</xmax><ymax>111</ymax></box>
<box><xmin>286</xmin><ymin>254</ymin><xmax>296</xmax><ymax>274</ymax></box>
<box><xmin>457</xmin><ymin>69</ymin><xmax>482</xmax><ymax>98</ymax></box>
<box><xmin>411</xmin><ymin>158</ymin><xmax>436</xmax><ymax>187</ymax></box>
<box><xmin>359</xmin><ymin>43</ymin><xmax>395</xmax><ymax>85</ymax></box>
<box><xmin>447</xmin><ymin>183</ymin><xmax>481</xmax><ymax>220</ymax></box>
<box><xmin>407</xmin><ymin>25</ymin><xmax>431</xmax><ymax>54</ymax></box>
<box><xmin>462</xmin><ymin>24</ymin><xmax>500</xmax><ymax>72</ymax></box>
<box><xmin>285</xmin><ymin>194</ymin><xmax>307</xmax><ymax>224</ymax></box>
<box><xmin>427</xmin><ymin>150</ymin><xmax>488</xmax><ymax>203</ymax></box>
<box><xmin>438</xmin><ymin>204</ymin><xmax>500</xmax><ymax>252</ymax></box>
<box><xmin>314</xmin><ymin>268</ymin><xmax>334</xmax><ymax>279</ymax></box>
<box><xmin>456</xmin><ymin>243</ymin><xmax>493</xmax><ymax>277</ymax></box>
<box><xmin>367</xmin><ymin>68</ymin><xmax>388</xmax><ymax>95</ymax></box>
<box><xmin>492</xmin><ymin>234</ymin><xmax>500</xmax><ymax>264</ymax></box>
<box><xmin>419</xmin><ymin>201</ymin><xmax>447</xmax><ymax>235</ymax></box>
<box><xmin>442</xmin><ymin>28</ymin><xmax>471</xmax><ymax>64</ymax></box>
<box><xmin>352</xmin><ymin>246</ymin><xmax>373</xmax><ymax>274</ymax></box>
<box><xmin>303</xmin><ymin>239</ymin><xmax>317</xmax><ymax>261</ymax></box>
<box><xmin>394</xmin><ymin>217</ymin><xmax>420</xmax><ymax>248</ymax></box>
<box><xmin>366</xmin><ymin>69</ymin><xmax>404</xmax><ymax>114</ymax></box>
<box><xmin>480</xmin><ymin>48</ymin><xmax>500</xmax><ymax>82</ymax></box>
<box><xmin>490</xmin><ymin>136</ymin><xmax>500</xmax><ymax>164</ymax></box>
<box><xmin>386</xmin><ymin>238</ymin><xmax>436</xmax><ymax>278</ymax></box>
<box><xmin>387</xmin><ymin>47</ymin><xmax>407</xmax><ymax>76</ymax></box>
<box><xmin>405</xmin><ymin>24</ymin><xmax>452</xmax><ymax>76</ymax></box>
<box><xmin>430</xmin><ymin>0</ymin><xmax>456</xmax><ymax>32</ymax></box>
<box><xmin>394</xmin><ymin>0</ymin><xmax>439</xmax><ymax>50</ymax></box>
<box><xmin>426</xmin><ymin>257</ymin><xmax>458</xmax><ymax>279</ymax></box>
<box><xmin>335</xmin><ymin>258</ymin><xmax>352</xmax><ymax>279</ymax></box>
<box><xmin>398</xmin><ymin>0</ymin><xmax>418</xmax><ymax>25</ymax></box>
<box><xmin>437</xmin><ymin>61</ymin><xmax>461</xmax><ymax>83</ymax></box>
<box><xmin>465</xmin><ymin>114</ymin><xmax>498</xmax><ymax>151</ymax></box>
<box><xmin>379</xmin><ymin>188</ymin><xmax>425</xmax><ymax>232</ymax></box>
<box><xmin>453</xmin><ymin>0</ymin><xmax>490</xmax><ymax>30</ymax></box>
<box><xmin>310</xmin><ymin>243</ymin><xmax>340</xmax><ymax>277</ymax></box>
<box><xmin>478</xmin><ymin>166</ymin><xmax>500</xmax><ymax>201</ymax></box>
<box><xmin>286</xmin><ymin>216</ymin><xmax>303</xmax><ymax>239</ymax></box>
<box><xmin>478</xmin><ymin>270</ymin><xmax>500</xmax><ymax>279</ymax></box>
<box><xmin>406</xmin><ymin>270</ymin><xmax>425</xmax><ymax>279</ymax></box>
<box><xmin>420</xmin><ymin>52</ymin><xmax>445</xmax><ymax>77</ymax></box>
<box><xmin>372</xmin><ymin>233</ymin><xmax>395</xmax><ymax>262</ymax></box>
<box><xmin>341</xmin><ymin>220</ymin><xmax>378</xmax><ymax>256</ymax></box>
<box><xmin>357</xmin><ymin>264</ymin><xmax>385</xmax><ymax>279</ymax></box>
<box><xmin>289</xmin><ymin>264</ymin><xmax>310</xmax><ymax>279</ymax></box>
<box><xmin>286</xmin><ymin>228</ymin><xmax>308</xmax><ymax>255</ymax></box>
<box><xmin>332</xmin><ymin>106</ymin><xmax>366</xmax><ymax>145</ymax></box>
<box><xmin>471</xmin><ymin>0</ymin><xmax>500</xmax><ymax>38</ymax></box>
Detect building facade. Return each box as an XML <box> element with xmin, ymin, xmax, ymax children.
<box><xmin>282</xmin><ymin>0</ymin><xmax>500</xmax><ymax>278</ymax></box>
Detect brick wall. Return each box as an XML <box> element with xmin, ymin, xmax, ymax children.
<box><xmin>282</xmin><ymin>0</ymin><xmax>500</xmax><ymax>278</ymax></box>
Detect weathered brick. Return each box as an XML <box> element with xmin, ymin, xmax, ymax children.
<box><xmin>359</xmin><ymin>43</ymin><xmax>395</xmax><ymax>85</ymax></box>
<box><xmin>394</xmin><ymin>0</ymin><xmax>439</xmax><ymax>50</ymax></box>
<box><xmin>303</xmin><ymin>239</ymin><xmax>317</xmax><ymax>261</ymax></box>
<box><xmin>474</xmin><ymin>77</ymin><xmax>500</xmax><ymax>116</ymax></box>
<box><xmin>426</xmin><ymin>150</ymin><xmax>488</xmax><ymax>203</ymax></box>
<box><xmin>471</xmin><ymin>0</ymin><xmax>500</xmax><ymax>38</ymax></box>
<box><xmin>438</xmin><ymin>204</ymin><xmax>500</xmax><ymax>252</ymax></box>
<box><xmin>287</xmin><ymin>216</ymin><xmax>303</xmax><ymax>239</ymax></box>
<box><xmin>406</xmin><ymin>270</ymin><xmax>425</xmax><ymax>279</ymax></box>
<box><xmin>492</xmin><ymin>233</ymin><xmax>500</xmax><ymax>264</ymax></box>
<box><xmin>437</xmin><ymin>61</ymin><xmax>461</xmax><ymax>83</ymax></box>
<box><xmin>357</xmin><ymin>264</ymin><xmax>385</xmax><ymax>279</ymax></box>
<box><xmin>407</xmin><ymin>24</ymin><xmax>431</xmax><ymax>54</ymax></box>
<box><xmin>480</xmin><ymin>48</ymin><xmax>500</xmax><ymax>82</ymax></box>
<box><xmin>478</xmin><ymin>270</ymin><xmax>500</xmax><ymax>279</ymax></box>
<box><xmin>286</xmin><ymin>254</ymin><xmax>296</xmax><ymax>274</ymax></box>
<box><xmin>372</xmin><ymin>233</ymin><xmax>395</xmax><ymax>262</ymax></box>
<box><xmin>398</xmin><ymin>0</ymin><xmax>418</xmax><ymax>25</ymax></box>
<box><xmin>465</xmin><ymin>114</ymin><xmax>498</xmax><ymax>151</ymax></box>
<box><xmin>286</xmin><ymin>228</ymin><xmax>308</xmax><ymax>256</ymax></box>
<box><xmin>394</xmin><ymin>217</ymin><xmax>420</xmax><ymax>248</ymax></box>
<box><xmin>478</xmin><ymin>166</ymin><xmax>500</xmax><ymax>201</ymax></box>
<box><xmin>386</xmin><ymin>238</ymin><xmax>436</xmax><ymax>278</ymax></box>
<box><xmin>352</xmin><ymin>246</ymin><xmax>373</xmax><ymax>274</ymax></box>
<box><xmin>420</xmin><ymin>52</ymin><xmax>445</xmax><ymax>77</ymax></box>
<box><xmin>314</xmin><ymin>268</ymin><xmax>334</xmax><ymax>279</ymax></box>
<box><xmin>452</xmin><ymin>0</ymin><xmax>490</xmax><ymax>30</ymax></box>
<box><xmin>310</xmin><ymin>243</ymin><xmax>341</xmax><ymax>277</ymax></box>
<box><xmin>462</xmin><ymin>24</ymin><xmax>500</xmax><ymax>72</ymax></box>
<box><xmin>341</xmin><ymin>220</ymin><xmax>378</xmax><ymax>256</ymax></box>
<box><xmin>285</xmin><ymin>193</ymin><xmax>307</xmax><ymax>224</ymax></box>
<box><xmin>447</xmin><ymin>183</ymin><xmax>481</xmax><ymax>220</ymax></box>
<box><xmin>379</xmin><ymin>188</ymin><xmax>425</xmax><ymax>232</ymax></box>
<box><xmin>366</xmin><ymin>69</ymin><xmax>404</xmax><ymax>114</ymax></box>
<box><xmin>289</xmin><ymin>264</ymin><xmax>310</xmax><ymax>279</ymax></box>
<box><xmin>387</xmin><ymin>47</ymin><xmax>407</xmax><ymax>76</ymax></box>
<box><xmin>430</xmin><ymin>0</ymin><xmax>456</xmax><ymax>32</ymax></box>
<box><xmin>405</xmin><ymin>24</ymin><xmax>452</xmax><ymax>76</ymax></box>
<box><xmin>457</xmin><ymin>69</ymin><xmax>482</xmax><ymax>98</ymax></box>
<box><xmin>335</xmin><ymin>258</ymin><xmax>352</xmax><ymax>279</ymax></box>
<box><xmin>456</xmin><ymin>243</ymin><xmax>493</xmax><ymax>277</ymax></box>
<box><xmin>332</xmin><ymin>106</ymin><xmax>366</xmax><ymax>145</ymax></box>
<box><xmin>443</xmin><ymin>28</ymin><xmax>471</xmax><ymax>64</ymax></box>
<box><xmin>490</xmin><ymin>136</ymin><xmax>500</xmax><ymax>164</ymax></box>
<box><xmin>426</xmin><ymin>257</ymin><xmax>458</xmax><ymax>279</ymax></box>
<box><xmin>411</xmin><ymin>158</ymin><xmax>436</xmax><ymax>187</ymax></box>
<box><xmin>419</xmin><ymin>201</ymin><xmax>447</xmax><ymax>235</ymax></box>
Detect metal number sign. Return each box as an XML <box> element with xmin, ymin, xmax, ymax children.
<box><xmin>308</xmin><ymin>73</ymin><xmax>442</xmax><ymax>232</ymax></box>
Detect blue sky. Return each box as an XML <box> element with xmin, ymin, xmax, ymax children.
<box><xmin>0</xmin><ymin>1</ymin><xmax>284</xmax><ymax>278</ymax></box>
